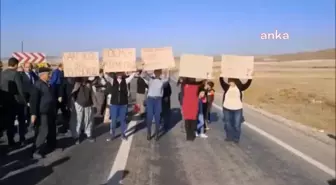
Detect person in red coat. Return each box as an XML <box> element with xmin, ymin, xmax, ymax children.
<box><xmin>181</xmin><ymin>78</ymin><xmax>204</xmax><ymax>141</ymax></box>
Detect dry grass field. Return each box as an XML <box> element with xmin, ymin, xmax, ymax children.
<box><xmin>211</xmin><ymin>49</ymin><xmax>336</xmax><ymax>134</ymax></box>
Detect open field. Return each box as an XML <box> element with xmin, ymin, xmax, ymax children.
<box><xmin>213</xmin><ymin>59</ymin><xmax>336</xmax><ymax>134</ymax></box>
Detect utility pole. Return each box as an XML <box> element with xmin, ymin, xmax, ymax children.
<box><xmin>21</xmin><ymin>41</ymin><xmax>24</xmax><ymax>52</ymax></box>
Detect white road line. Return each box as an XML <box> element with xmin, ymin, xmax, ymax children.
<box><xmin>106</xmin><ymin>120</ymin><xmax>138</xmax><ymax>185</ymax></box>
<box><xmin>212</xmin><ymin>103</ymin><xmax>336</xmax><ymax>177</ymax></box>
<box><xmin>171</xmin><ymin>76</ymin><xmax>335</xmax><ymax>177</ymax></box>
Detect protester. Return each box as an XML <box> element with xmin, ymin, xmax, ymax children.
<box><xmin>144</xmin><ymin>69</ymin><xmax>170</xmax><ymax>141</ymax></box>
<box><xmin>176</xmin><ymin>77</ymin><xmax>185</xmax><ymax>132</ymax></box>
<box><xmin>135</xmin><ymin>70</ymin><xmax>148</xmax><ymax>117</ymax></box>
<box><xmin>177</xmin><ymin>77</ymin><xmax>185</xmax><ymax>106</ymax></box>
<box><xmin>181</xmin><ymin>78</ymin><xmax>204</xmax><ymax>141</ymax></box>
<box><xmin>206</xmin><ymin>81</ymin><xmax>215</xmax><ymax>124</ymax></box>
<box><xmin>196</xmin><ymin>87</ymin><xmax>208</xmax><ymax>138</ymax></box>
<box><xmin>70</xmin><ymin>77</ymin><xmax>97</xmax><ymax>144</ymax></box>
<box><xmin>1</xmin><ymin>57</ymin><xmax>27</xmax><ymax>147</ymax></box>
<box><xmin>106</xmin><ymin>72</ymin><xmax>136</xmax><ymax>141</ymax></box>
<box><xmin>219</xmin><ymin>77</ymin><xmax>252</xmax><ymax>143</ymax></box>
<box><xmin>161</xmin><ymin>80</ymin><xmax>172</xmax><ymax>130</ymax></box>
<box><xmin>21</xmin><ymin>62</ymin><xmax>38</xmax><ymax>129</ymax></box>
<box><xmin>30</xmin><ymin>67</ymin><xmax>56</xmax><ymax>159</ymax></box>
<box><xmin>50</xmin><ymin>63</ymin><xmax>69</xmax><ymax>130</ymax></box>
<box><xmin>91</xmin><ymin>69</ymin><xmax>108</xmax><ymax>117</ymax></box>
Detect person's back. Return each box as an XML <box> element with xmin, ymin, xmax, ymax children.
<box><xmin>1</xmin><ymin>59</ymin><xmax>25</xmax><ymax>105</ymax></box>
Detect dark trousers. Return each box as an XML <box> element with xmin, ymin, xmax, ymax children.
<box><xmin>161</xmin><ymin>97</ymin><xmax>171</xmax><ymax>130</ymax></box>
<box><xmin>146</xmin><ymin>97</ymin><xmax>162</xmax><ymax>136</ymax></box>
<box><xmin>4</xmin><ymin>103</ymin><xmax>26</xmax><ymax>145</ymax></box>
<box><xmin>32</xmin><ymin>113</ymin><xmax>56</xmax><ymax>153</ymax></box>
<box><xmin>52</xmin><ymin>85</ymin><xmax>70</xmax><ymax>131</ymax></box>
<box><xmin>223</xmin><ymin>108</ymin><xmax>243</xmax><ymax>142</ymax></box>
<box><xmin>184</xmin><ymin>120</ymin><xmax>196</xmax><ymax>141</ymax></box>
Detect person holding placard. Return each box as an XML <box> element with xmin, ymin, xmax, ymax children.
<box><xmin>105</xmin><ymin>72</ymin><xmax>136</xmax><ymax>141</ymax></box>
<box><xmin>143</xmin><ymin>69</ymin><xmax>169</xmax><ymax>141</ymax></box>
<box><xmin>70</xmin><ymin>77</ymin><xmax>97</xmax><ymax>144</ymax></box>
<box><xmin>181</xmin><ymin>78</ymin><xmax>204</xmax><ymax>141</ymax></box>
<box><xmin>91</xmin><ymin>69</ymin><xmax>108</xmax><ymax>117</ymax></box>
<box><xmin>219</xmin><ymin>77</ymin><xmax>252</xmax><ymax>143</ymax></box>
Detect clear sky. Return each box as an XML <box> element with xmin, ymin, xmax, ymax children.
<box><xmin>0</xmin><ymin>0</ymin><xmax>335</xmax><ymax>58</ymax></box>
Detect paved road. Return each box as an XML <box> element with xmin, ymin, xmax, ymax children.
<box><xmin>0</xmin><ymin>78</ymin><xmax>335</xmax><ymax>185</ymax></box>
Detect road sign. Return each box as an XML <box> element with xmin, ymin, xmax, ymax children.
<box><xmin>12</xmin><ymin>52</ymin><xmax>46</xmax><ymax>63</ymax></box>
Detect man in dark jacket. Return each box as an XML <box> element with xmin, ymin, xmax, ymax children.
<box><xmin>50</xmin><ymin>63</ymin><xmax>68</xmax><ymax>128</ymax></box>
<box><xmin>21</xmin><ymin>62</ymin><xmax>39</xmax><ymax>133</ymax></box>
<box><xmin>1</xmin><ymin>57</ymin><xmax>26</xmax><ymax>147</ymax></box>
<box><xmin>30</xmin><ymin>67</ymin><xmax>56</xmax><ymax>159</ymax></box>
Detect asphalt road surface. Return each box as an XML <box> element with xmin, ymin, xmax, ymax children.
<box><xmin>0</xmin><ymin>77</ymin><xmax>335</xmax><ymax>185</ymax></box>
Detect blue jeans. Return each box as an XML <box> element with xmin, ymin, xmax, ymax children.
<box><xmin>197</xmin><ymin>114</ymin><xmax>205</xmax><ymax>134</ymax></box>
<box><xmin>146</xmin><ymin>97</ymin><xmax>162</xmax><ymax>135</ymax></box>
<box><xmin>223</xmin><ymin>108</ymin><xmax>243</xmax><ymax>142</ymax></box>
<box><xmin>110</xmin><ymin>104</ymin><xmax>127</xmax><ymax>137</ymax></box>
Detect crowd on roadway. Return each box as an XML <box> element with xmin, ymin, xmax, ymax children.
<box><xmin>0</xmin><ymin>57</ymin><xmax>252</xmax><ymax>160</ymax></box>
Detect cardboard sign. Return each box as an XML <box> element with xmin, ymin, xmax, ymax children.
<box><xmin>141</xmin><ymin>47</ymin><xmax>175</xmax><ymax>70</ymax></box>
<box><xmin>63</xmin><ymin>52</ymin><xmax>100</xmax><ymax>77</ymax></box>
<box><xmin>179</xmin><ymin>54</ymin><xmax>213</xmax><ymax>79</ymax></box>
<box><xmin>102</xmin><ymin>48</ymin><xmax>136</xmax><ymax>72</ymax></box>
<box><xmin>221</xmin><ymin>55</ymin><xmax>254</xmax><ymax>79</ymax></box>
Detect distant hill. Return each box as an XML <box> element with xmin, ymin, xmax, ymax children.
<box><xmin>1</xmin><ymin>48</ymin><xmax>335</xmax><ymax>63</ymax></box>
<box><xmin>255</xmin><ymin>48</ymin><xmax>336</xmax><ymax>62</ymax></box>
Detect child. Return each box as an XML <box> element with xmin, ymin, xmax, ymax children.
<box><xmin>196</xmin><ymin>88</ymin><xmax>208</xmax><ymax>138</ymax></box>
<box><xmin>206</xmin><ymin>81</ymin><xmax>215</xmax><ymax>124</ymax></box>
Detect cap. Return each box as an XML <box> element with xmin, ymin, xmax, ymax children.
<box><xmin>38</xmin><ymin>67</ymin><xmax>52</xmax><ymax>74</ymax></box>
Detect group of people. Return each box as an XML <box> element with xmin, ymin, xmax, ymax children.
<box><xmin>0</xmin><ymin>57</ymin><xmax>252</xmax><ymax>160</ymax></box>
<box><xmin>177</xmin><ymin>76</ymin><xmax>252</xmax><ymax>143</ymax></box>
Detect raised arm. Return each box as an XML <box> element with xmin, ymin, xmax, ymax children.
<box><xmin>104</xmin><ymin>73</ymin><xmax>114</xmax><ymax>85</ymax></box>
<box><xmin>237</xmin><ymin>79</ymin><xmax>252</xmax><ymax>91</ymax></box>
<box><xmin>219</xmin><ymin>77</ymin><xmax>229</xmax><ymax>91</ymax></box>
<box><xmin>125</xmin><ymin>72</ymin><xmax>136</xmax><ymax>84</ymax></box>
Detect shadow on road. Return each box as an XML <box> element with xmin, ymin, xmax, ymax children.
<box><xmin>327</xmin><ymin>134</ymin><xmax>336</xmax><ymax>140</ymax></box>
<box><xmin>209</xmin><ymin>112</ymin><xmax>219</xmax><ymax>123</ymax></box>
<box><xmin>0</xmin><ymin>156</ymin><xmax>70</xmax><ymax>185</ymax></box>
<box><xmin>158</xmin><ymin>108</ymin><xmax>182</xmax><ymax>139</ymax></box>
<box><xmin>328</xmin><ymin>178</ymin><xmax>336</xmax><ymax>185</ymax></box>
<box><xmin>100</xmin><ymin>169</ymin><xmax>130</xmax><ymax>185</ymax></box>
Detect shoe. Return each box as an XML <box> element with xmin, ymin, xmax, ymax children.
<box><xmin>200</xmin><ymin>133</ymin><xmax>208</xmax><ymax>138</ymax></box>
<box><xmin>225</xmin><ymin>138</ymin><xmax>232</xmax><ymax>142</ymax></box>
<box><xmin>147</xmin><ymin>134</ymin><xmax>151</xmax><ymax>141</ymax></box>
<box><xmin>205</xmin><ymin>127</ymin><xmax>210</xmax><ymax>131</ymax></box>
<box><xmin>88</xmin><ymin>137</ymin><xmax>95</xmax><ymax>143</ymax></box>
<box><xmin>106</xmin><ymin>137</ymin><xmax>114</xmax><ymax>142</ymax></box>
<box><xmin>155</xmin><ymin>133</ymin><xmax>159</xmax><ymax>141</ymax></box>
<box><xmin>32</xmin><ymin>152</ymin><xmax>43</xmax><ymax>159</ymax></box>
<box><xmin>121</xmin><ymin>135</ymin><xmax>127</xmax><ymax>141</ymax></box>
<box><xmin>195</xmin><ymin>132</ymin><xmax>199</xmax><ymax>137</ymax></box>
<box><xmin>75</xmin><ymin>138</ymin><xmax>80</xmax><ymax>145</ymax></box>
